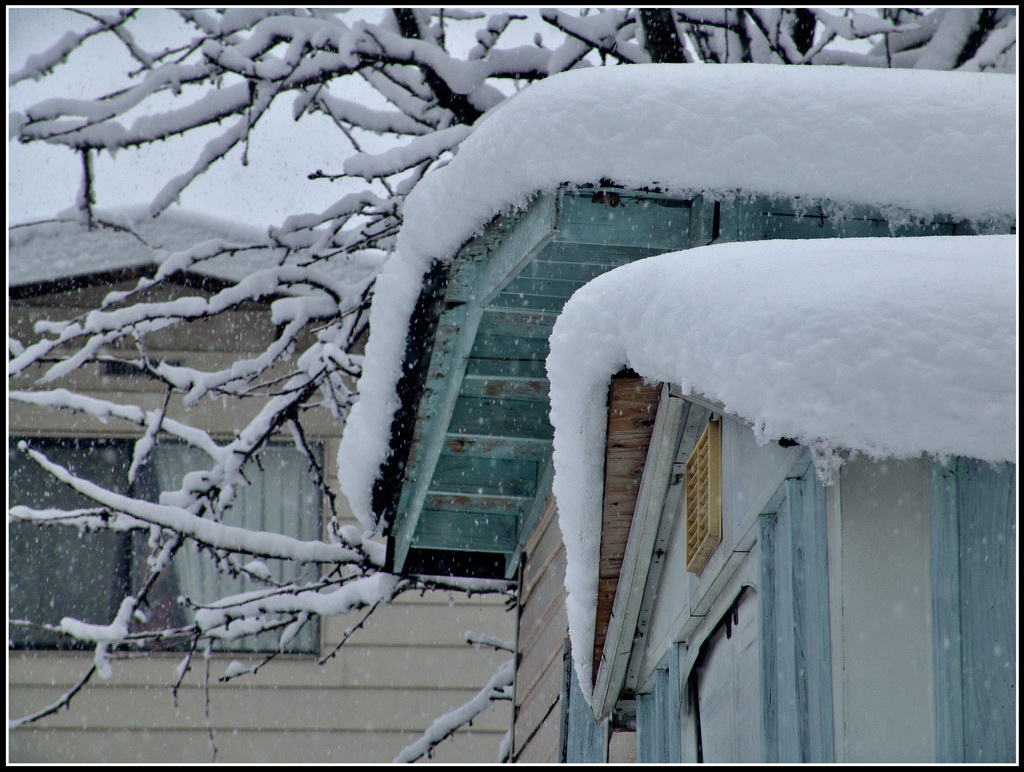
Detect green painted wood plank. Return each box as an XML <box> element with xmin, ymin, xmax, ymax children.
<box><xmin>448</xmin><ymin>396</ymin><xmax>553</xmax><ymax>440</ymax></box>
<box><xmin>929</xmin><ymin>460</ymin><xmax>965</xmax><ymax>762</ymax></box>
<box><xmin>716</xmin><ymin>195</ymin><xmax>963</xmax><ymax>244</ymax></box>
<box><xmin>465</xmin><ymin>356</ymin><xmax>548</xmax><ymax>379</ymax></box>
<box><xmin>888</xmin><ymin>219</ymin><xmax>957</xmax><ymax>237</ymax></box>
<box><xmin>489</xmin><ymin>292</ymin><xmax>574</xmax><ymax>313</ymax></box>
<box><xmin>502</xmin><ymin>275</ymin><xmax>589</xmax><ymax>298</ymax></box>
<box><xmin>477</xmin><ymin>308</ymin><xmax>557</xmax><ymax>340</ymax></box>
<box><xmin>530</xmin><ymin>240</ymin><xmax>660</xmax><ymax>265</ymax></box>
<box><xmin>424</xmin><ymin>492</ymin><xmax>531</xmax><ymax>517</ymax></box>
<box><xmin>957</xmin><ymin>459</ymin><xmax>1016</xmax><ymax>763</ymax></box>
<box><xmin>520</xmin><ymin>260</ymin><xmax>626</xmax><ymax>282</ymax></box>
<box><xmin>785</xmin><ymin>474</ymin><xmax>834</xmax><ymax>762</ymax></box>
<box><xmin>555</xmin><ymin>189</ymin><xmax>692</xmax><ymax>250</ymax></box>
<box><xmin>459</xmin><ymin>374</ymin><xmax>549</xmax><ymax>403</ymax></box>
<box><xmin>411</xmin><ymin>510</ymin><xmax>519</xmax><ymax>553</ymax></box>
<box><xmin>469</xmin><ymin>333</ymin><xmax>549</xmax><ymax>361</ymax></box>
<box><xmin>687</xmin><ymin>195</ymin><xmax>715</xmax><ymax>248</ymax></box>
<box><xmin>430</xmin><ymin>454</ymin><xmax>539</xmax><ymax>497</ymax></box>
<box><xmin>443</xmin><ymin>433</ymin><xmax>551</xmax><ymax>460</ymax></box>
<box><xmin>760</xmin><ymin>209</ymin><xmax>958</xmax><ymax>240</ymax></box>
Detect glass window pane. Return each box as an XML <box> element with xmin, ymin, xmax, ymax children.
<box><xmin>9</xmin><ymin>438</ymin><xmax>322</xmax><ymax>654</ymax></box>
<box><xmin>8</xmin><ymin>438</ymin><xmax>132</xmax><ymax>648</ymax></box>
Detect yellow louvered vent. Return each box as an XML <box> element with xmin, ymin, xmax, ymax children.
<box><xmin>685</xmin><ymin>418</ymin><xmax>722</xmax><ymax>574</ymax></box>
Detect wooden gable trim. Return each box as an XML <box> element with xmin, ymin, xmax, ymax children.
<box><xmin>593</xmin><ymin>382</ymin><xmax>688</xmax><ymax>721</ymax></box>
<box><xmin>593</xmin><ymin>372</ymin><xmax>662</xmax><ymax>683</ymax></box>
<box><xmin>383</xmin><ymin>197</ymin><xmax>555</xmax><ymax>575</ymax></box>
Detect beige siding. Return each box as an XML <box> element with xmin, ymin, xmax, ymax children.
<box><xmin>511</xmin><ymin>494</ymin><xmax>568</xmax><ymax>763</ymax></box>
<box><xmin>9</xmin><ymin>594</ymin><xmax>512</xmax><ymax>763</ymax></box>
<box><xmin>10</xmin><ymin>727</ymin><xmax>498</xmax><ymax>765</ymax></box>
<box><xmin>9</xmin><ymin>278</ymin><xmax>514</xmax><ymax>763</ymax></box>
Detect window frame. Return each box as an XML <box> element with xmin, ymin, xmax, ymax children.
<box><xmin>8</xmin><ymin>435</ymin><xmax>324</xmax><ymax>654</ymax></box>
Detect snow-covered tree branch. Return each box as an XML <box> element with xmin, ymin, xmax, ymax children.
<box><xmin>8</xmin><ymin>6</ymin><xmax>1015</xmax><ymax>762</ymax></box>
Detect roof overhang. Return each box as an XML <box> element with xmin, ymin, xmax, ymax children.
<box><xmin>377</xmin><ymin>185</ymin><xmax>699</xmax><ymax>579</ymax></box>
<box><xmin>375</xmin><ymin>182</ymin><xmax>1000</xmax><ymax>584</ymax></box>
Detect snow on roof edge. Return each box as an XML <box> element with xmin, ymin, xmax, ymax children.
<box><xmin>9</xmin><ymin>205</ymin><xmax>271</xmax><ymax>287</ymax></box>
<box><xmin>549</xmin><ymin>234</ymin><xmax>1016</xmax><ymax>703</ymax></box>
<box><xmin>337</xmin><ymin>63</ymin><xmax>1015</xmax><ymax>533</ymax></box>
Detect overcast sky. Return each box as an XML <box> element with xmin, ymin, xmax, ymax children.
<box><xmin>7</xmin><ymin>7</ymin><xmax>406</xmax><ymax>229</ymax></box>
<box><xmin>7</xmin><ymin>8</ymin><xmax>881</xmax><ymax>232</ymax></box>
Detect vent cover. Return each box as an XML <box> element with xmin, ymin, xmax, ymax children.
<box><xmin>685</xmin><ymin>418</ymin><xmax>722</xmax><ymax>574</ymax></box>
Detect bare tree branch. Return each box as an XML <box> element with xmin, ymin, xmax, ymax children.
<box><xmin>8</xmin><ymin>6</ymin><xmax>1015</xmax><ymax>759</ymax></box>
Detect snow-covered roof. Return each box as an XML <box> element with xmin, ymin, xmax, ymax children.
<box><xmin>339</xmin><ymin>63</ymin><xmax>1015</xmax><ymax>530</ymax></box>
<box><xmin>9</xmin><ymin>206</ymin><xmax>273</xmax><ymax>288</ymax></box>
<box><xmin>552</xmin><ymin>236</ymin><xmax>1017</xmax><ymax>472</ymax></box>
<box><xmin>549</xmin><ymin>234</ymin><xmax>1016</xmax><ymax>696</ymax></box>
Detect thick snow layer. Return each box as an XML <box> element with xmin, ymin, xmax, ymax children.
<box><xmin>11</xmin><ymin>205</ymin><xmax>384</xmax><ymax>292</ymax></box>
<box><xmin>549</xmin><ymin>234</ymin><xmax>1016</xmax><ymax>698</ymax></box>
<box><xmin>9</xmin><ymin>206</ymin><xmax>269</xmax><ymax>286</ymax></box>
<box><xmin>338</xmin><ymin>63</ymin><xmax>1015</xmax><ymax>530</ymax></box>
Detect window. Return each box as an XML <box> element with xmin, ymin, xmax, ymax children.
<box><xmin>9</xmin><ymin>437</ymin><xmax>322</xmax><ymax>653</ymax></box>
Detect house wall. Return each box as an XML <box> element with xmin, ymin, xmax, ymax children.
<box><xmin>639</xmin><ymin>409</ymin><xmax>804</xmax><ymax>688</ymax></box>
<box><xmin>638</xmin><ymin>430</ymin><xmax>936</xmax><ymax>762</ymax></box>
<box><xmin>9</xmin><ymin>280</ymin><xmax>514</xmax><ymax>763</ymax></box>
<box><xmin>829</xmin><ymin>456</ymin><xmax>934</xmax><ymax>762</ymax></box>
<box><xmin>510</xmin><ymin>495</ymin><xmax>569</xmax><ymax>763</ymax></box>
<box><xmin>9</xmin><ymin>594</ymin><xmax>513</xmax><ymax>763</ymax></box>
<box><xmin>633</xmin><ymin>432</ymin><xmax>1003</xmax><ymax>764</ymax></box>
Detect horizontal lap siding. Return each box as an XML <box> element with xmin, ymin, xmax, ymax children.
<box><xmin>9</xmin><ymin>282</ymin><xmax>514</xmax><ymax>764</ymax></box>
<box><xmin>9</xmin><ymin>595</ymin><xmax>514</xmax><ymax>764</ymax></box>
<box><xmin>9</xmin><ymin>727</ymin><xmax>503</xmax><ymax>764</ymax></box>
<box><xmin>512</xmin><ymin>494</ymin><xmax>568</xmax><ymax>763</ymax></box>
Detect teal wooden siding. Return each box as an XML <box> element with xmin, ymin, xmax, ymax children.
<box><xmin>759</xmin><ymin>466</ymin><xmax>834</xmax><ymax>762</ymax></box>
<box><xmin>636</xmin><ymin>650</ymin><xmax>683</xmax><ymax>763</ymax></box>
<box><xmin>930</xmin><ymin>457</ymin><xmax>1016</xmax><ymax>763</ymax></box>
<box><xmin>561</xmin><ymin>639</ymin><xmax>608</xmax><ymax>763</ymax></box>
<box><xmin>384</xmin><ymin>188</ymin><xmax>697</xmax><ymax>579</ymax></box>
<box><xmin>380</xmin><ymin>184</ymin><xmax>997</xmax><ymax>580</ymax></box>
<box><xmin>718</xmin><ymin>197</ymin><xmax>965</xmax><ymax>243</ymax></box>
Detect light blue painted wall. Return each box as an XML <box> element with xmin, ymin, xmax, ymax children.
<box><xmin>833</xmin><ymin>456</ymin><xmax>934</xmax><ymax>762</ymax></box>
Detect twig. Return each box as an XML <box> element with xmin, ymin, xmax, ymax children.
<box><xmin>9</xmin><ymin>665</ymin><xmax>98</xmax><ymax>728</ymax></box>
